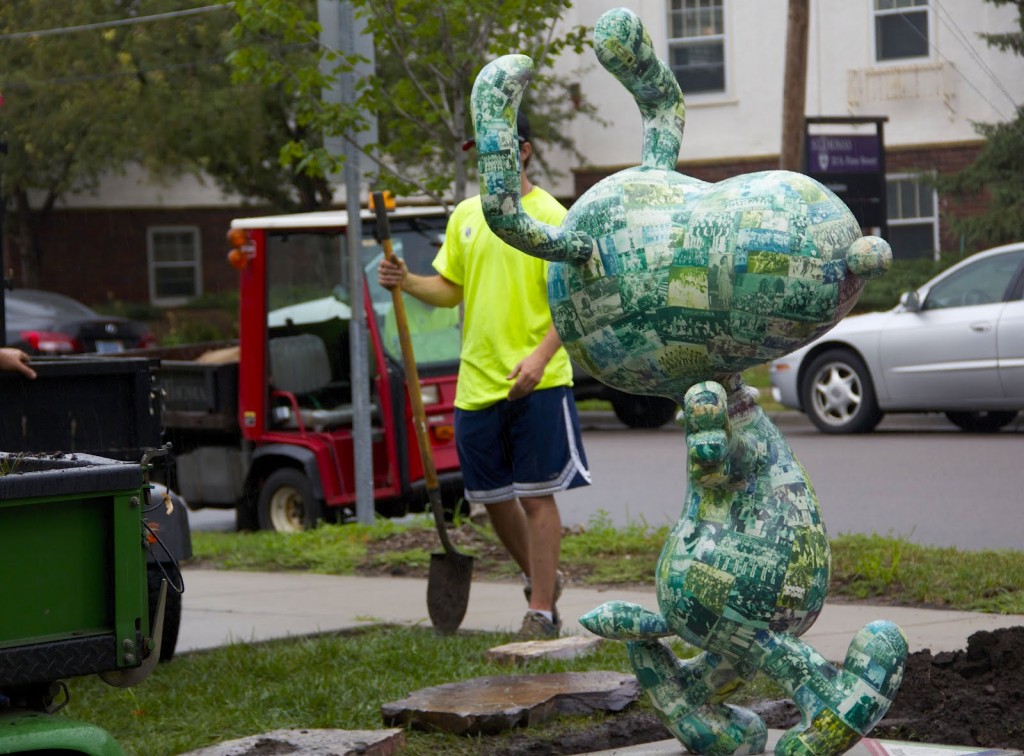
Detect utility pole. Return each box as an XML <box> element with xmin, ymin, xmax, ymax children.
<box><xmin>318</xmin><ymin>0</ymin><xmax>377</xmax><ymax>524</ymax></box>
<box><xmin>780</xmin><ymin>0</ymin><xmax>810</xmax><ymax>171</ymax></box>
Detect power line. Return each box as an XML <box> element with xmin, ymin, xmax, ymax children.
<box><xmin>0</xmin><ymin>40</ymin><xmax>312</xmax><ymax>91</ymax></box>
<box><xmin>0</xmin><ymin>55</ymin><xmax>232</xmax><ymax>90</ymax></box>
<box><xmin>932</xmin><ymin>0</ymin><xmax>1018</xmax><ymax>113</ymax></box>
<box><xmin>896</xmin><ymin>4</ymin><xmax>1017</xmax><ymax>122</ymax></box>
<box><xmin>0</xmin><ymin>3</ymin><xmax>233</xmax><ymax>42</ymax></box>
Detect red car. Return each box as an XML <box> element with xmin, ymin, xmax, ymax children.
<box><xmin>3</xmin><ymin>288</ymin><xmax>156</xmax><ymax>355</ymax></box>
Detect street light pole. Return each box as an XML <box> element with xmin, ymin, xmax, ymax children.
<box><xmin>318</xmin><ymin>0</ymin><xmax>377</xmax><ymax>524</ymax></box>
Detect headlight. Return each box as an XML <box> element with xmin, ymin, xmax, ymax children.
<box><xmin>420</xmin><ymin>384</ymin><xmax>439</xmax><ymax>405</ymax></box>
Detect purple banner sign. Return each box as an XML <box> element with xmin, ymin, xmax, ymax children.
<box><xmin>807</xmin><ymin>135</ymin><xmax>880</xmax><ymax>174</ymax></box>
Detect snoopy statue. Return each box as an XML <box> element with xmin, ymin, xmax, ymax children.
<box><xmin>469</xmin><ymin>7</ymin><xmax>907</xmax><ymax>756</ymax></box>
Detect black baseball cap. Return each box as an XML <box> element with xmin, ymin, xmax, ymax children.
<box><xmin>462</xmin><ymin>111</ymin><xmax>531</xmax><ymax>151</ymax></box>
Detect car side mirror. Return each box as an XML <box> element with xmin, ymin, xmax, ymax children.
<box><xmin>899</xmin><ymin>290</ymin><xmax>921</xmax><ymax>312</ymax></box>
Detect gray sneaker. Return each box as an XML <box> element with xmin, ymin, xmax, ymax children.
<box><xmin>517</xmin><ymin>610</ymin><xmax>562</xmax><ymax>640</ymax></box>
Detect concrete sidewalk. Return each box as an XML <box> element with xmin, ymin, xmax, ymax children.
<box><xmin>177</xmin><ymin>567</ymin><xmax>1024</xmax><ymax>661</ymax></box>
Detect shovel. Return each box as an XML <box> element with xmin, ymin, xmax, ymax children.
<box><xmin>372</xmin><ymin>192</ymin><xmax>473</xmax><ymax>635</ymax></box>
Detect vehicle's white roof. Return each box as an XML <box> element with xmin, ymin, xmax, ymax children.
<box><xmin>230</xmin><ymin>205</ymin><xmax>448</xmax><ymax>230</ymax></box>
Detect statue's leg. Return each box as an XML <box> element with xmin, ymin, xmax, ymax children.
<box><xmin>628</xmin><ymin>640</ymin><xmax>767</xmax><ymax>756</ymax></box>
<box><xmin>754</xmin><ymin>621</ymin><xmax>907</xmax><ymax>756</ymax></box>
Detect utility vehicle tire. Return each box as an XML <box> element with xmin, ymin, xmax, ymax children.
<box><xmin>945</xmin><ymin>410</ymin><xmax>1018</xmax><ymax>433</ymax></box>
<box><xmin>801</xmin><ymin>349</ymin><xmax>882</xmax><ymax>434</ymax></box>
<box><xmin>257</xmin><ymin>468</ymin><xmax>323</xmax><ymax>533</ymax></box>
<box><xmin>147</xmin><ymin>563</ymin><xmax>182</xmax><ymax>662</ymax></box>
<box><xmin>609</xmin><ymin>390</ymin><xmax>678</xmax><ymax>428</ymax></box>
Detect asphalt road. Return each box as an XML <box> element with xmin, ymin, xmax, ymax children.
<box><xmin>187</xmin><ymin>410</ymin><xmax>1024</xmax><ymax>552</ymax></box>
<box><xmin>559</xmin><ymin>410</ymin><xmax>1024</xmax><ymax>551</ymax></box>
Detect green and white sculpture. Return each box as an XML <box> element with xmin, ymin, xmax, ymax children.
<box><xmin>471</xmin><ymin>7</ymin><xmax>907</xmax><ymax>756</ymax></box>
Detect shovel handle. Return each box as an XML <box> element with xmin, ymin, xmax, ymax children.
<box><xmin>373</xmin><ymin>192</ymin><xmax>457</xmax><ymax>556</ymax></box>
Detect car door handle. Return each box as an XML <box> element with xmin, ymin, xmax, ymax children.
<box><xmin>970</xmin><ymin>321</ymin><xmax>992</xmax><ymax>332</ymax></box>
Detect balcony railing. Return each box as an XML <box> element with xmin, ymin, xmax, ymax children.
<box><xmin>847</xmin><ymin>61</ymin><xmax>953</xmax><ymax>114</ymax></box>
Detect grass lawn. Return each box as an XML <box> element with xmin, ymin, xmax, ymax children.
<box><xmin>54</xmin><ymin>515</ymin><xmax>1024</xmax><ymax>755</ymax></box>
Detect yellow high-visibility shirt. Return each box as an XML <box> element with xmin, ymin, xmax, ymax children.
<box><xmin>433</xmin><ymin>187</ymin><xmax>572</xmax><ymax>410</ymax></box>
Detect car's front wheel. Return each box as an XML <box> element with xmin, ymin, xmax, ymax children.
<box><xmin>608</xmin><ymin>390</ymin><xmax>678</xmax><ymax>428</ymax></box>
<box><xmin>945</xmin><ymin>411</ymin><xmax>1018</xmax><ymax>433</ymax></box>
<box><xmin>801</xmin><ymin>349</ymin><xmax>882</xmax><ymax>434</ymax></box>
<box><xmin>257</xmin><ymin>468</ymin><xmax>323</xmax><ymax>532</ymax></box>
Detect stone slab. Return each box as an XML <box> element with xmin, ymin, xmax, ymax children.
<box><xmin>486</xmin><ymin>635</ymin><xmax>605</xmax><ymax>664</ymax></box>
<box><xmin>381</xmin><ymin>670</ymin><xmax>639</xmax><ymax>736</ymax></box>
<box><xmin>177</xmin><ymin>727</ymin><xmax>405</xmax><ymax>756</ymax></box>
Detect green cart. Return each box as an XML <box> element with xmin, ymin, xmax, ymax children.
<box><xmin>0</xmin><ymin>452</ymin><xmax>167</xmax><ymax>756</ymax></box>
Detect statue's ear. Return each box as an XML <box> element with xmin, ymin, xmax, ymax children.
<box><xmin>846</xmin><ymin>236</ymin><xmax>892</xmax><ymax>280</ymax></box>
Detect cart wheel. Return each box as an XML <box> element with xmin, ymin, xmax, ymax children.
<box><xmin>147</xmin><ymin>563</ymin><xmax>181</xmax><ymax>662</ymax></box>
<box><xmin>257</xmin><ymin>468</ymin><xmax>323</xmax><ymax>533</ymax></box>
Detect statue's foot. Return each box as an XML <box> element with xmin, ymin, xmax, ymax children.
<box><xmin>579</xmin><ymin>600</ymin><xmax>669</xmax><ymax>640</ymax></box>
<box><xmin>775</xmin><ymin>621</ymin><xmax>908</xmax><ymax>756</ymax></box>
<box><xmin>628</xmin><ymin>640</ymin><xmax>767</xmax><ymax>756</ymax></box>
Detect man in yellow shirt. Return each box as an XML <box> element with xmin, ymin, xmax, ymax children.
<box><xmin>378</xmin><ymin>113</ymin><xmax>590</xmax><ymax>638</ymax></box>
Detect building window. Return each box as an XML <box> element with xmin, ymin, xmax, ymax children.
<box><xmin>148</xmin><ymin>227</ymin><xmax>202</xmax><ymax>306</ymax></box>
<box><xmin>874</xmin><ymin>0</ymin><xmax>929</xmax><ymax>62</ymax></box>
<box><xmin>887</xmin><ymin>175</ymin><xmax>938</xmax><ymax>260</ymax></box>
<box><xmin>667</xmin><ymin>0</ymin><xmax>725</xmax><ymax>95</ymax></box>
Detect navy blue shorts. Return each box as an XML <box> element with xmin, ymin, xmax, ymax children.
<box><xmin>455</xmin><ymin>386</ymin><xmax>591</xmax><ymax>505</ymax></box>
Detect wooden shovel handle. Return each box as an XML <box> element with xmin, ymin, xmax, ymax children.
<box><xmin>372</xmin><ymin>193</ymin><xmax>457</xmax><ymax>555</ymax></box>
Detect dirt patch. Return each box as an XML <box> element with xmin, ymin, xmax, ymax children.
<box><xmin>486</xmin><ymin>620</ymin><xmax>1024</xmax><ymax>753</ymax></box>
<box><xmin>358</xmin><ymin>522</ymin><xmax>622</xmax><ymax>587</ymax></box>
<box><xmin>365</xmin><ymin>526</ymin><xmax>1024</xmax><ymax>752</ymax></box>
<box><xmin>873</xmin><ymin>625</ymin><xmax>1024</xmax><ymax>749</ymax></box>
<box><xmin>488</xmin><ymin>627</ymin><xmax>1024</xmax><ymax>754</ymax></box>
<box><xmin>359</xmin><ymin>522</ymin><xmax>513</xmax><ymax>579</ymax></box>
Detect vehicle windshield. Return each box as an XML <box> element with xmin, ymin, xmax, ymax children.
<box><xmin>7</xmin><ymin>289</ymin><xmax>97</xmax><ymax>321</ymax></box>
<box><xmin>264</xmin><ymin>215</ymin><xmax>460</xmax><ymax>374</ymax></box>
<box><xmin>364</xmin><ymin>216</ymin><xmax>461</xmax><ymax>368</ymax></box>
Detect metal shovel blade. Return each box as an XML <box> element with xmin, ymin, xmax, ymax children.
<box><xmin>427</xmin><ymin>550</ymin><xmax>474</xmax><ymax>635</ymax></box>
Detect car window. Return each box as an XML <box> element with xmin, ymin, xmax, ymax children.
<box><xmin>922</xmin><ymin>251</ymin><xmax>1024</xmax><ymax>311</ymax></box>
<box><xmin>7</xmin><ymin>290</ymin><xmax>97</xmax><ymax>319</ymax></box>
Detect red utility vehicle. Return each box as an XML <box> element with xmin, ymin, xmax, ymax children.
<box><xmin>156</xmin><ymin>205</ymin><xmax>463</xmax><ymax>532</ymax></box>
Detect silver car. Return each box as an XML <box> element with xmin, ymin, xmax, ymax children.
<box><xmin>770</xmin><ymin>242</ymin><xmax>1024</xmax><ymax>433</ymax></box>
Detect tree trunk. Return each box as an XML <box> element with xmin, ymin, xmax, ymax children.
<box><xmin>14</xmin><ymin>190</ymin><xmax>41</xmax><ymax>289</ymax></box>
<box><xmin>780</xmin><ymin>0</ymin><xmax>810</xmax><ymax>171</ymax></box>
